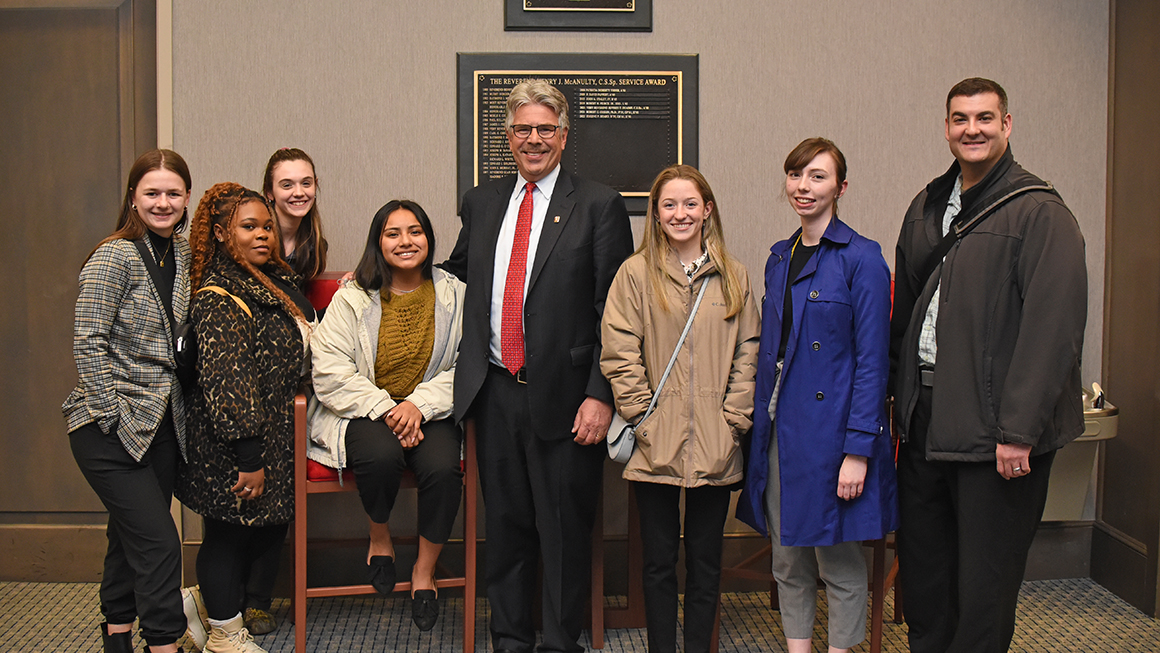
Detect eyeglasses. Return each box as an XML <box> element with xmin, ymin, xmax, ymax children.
<box><xmin>510</xmin><ymin>124</ymin><xmax>560</xmax><ymax>139</ymax></box>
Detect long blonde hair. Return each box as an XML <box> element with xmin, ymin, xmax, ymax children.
<box><xmin>637</xmin><ymin>164</ymin><xmax>745</xmax><ymax>318</ymax></box>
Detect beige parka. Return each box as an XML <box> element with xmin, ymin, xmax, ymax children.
<box><xmin>600</xmin><ymin>251</ymin><xmax>760</xmax><ymax>487</ymax></box>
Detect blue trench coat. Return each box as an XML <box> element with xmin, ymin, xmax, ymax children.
<box><xmin>736</xmin><ymin>217</ymin><xmax>899</xmax><ymax>546</ymax></box>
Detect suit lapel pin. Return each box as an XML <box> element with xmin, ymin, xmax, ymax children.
<box><xmin>553</xmin><ymin>216</ymin><xmax>560</xmax><ymax>223</ymax></box>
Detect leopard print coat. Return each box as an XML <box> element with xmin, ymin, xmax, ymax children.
<box><xmin>177</xmin><ymin>251</ymin><xmax>304</xmax><ymax>526</ymax></box>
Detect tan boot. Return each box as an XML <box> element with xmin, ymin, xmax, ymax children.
<box><xmin>204</xmin><ymin>615</ymin><xmax>267</xmax><ymax>653</ymax></box>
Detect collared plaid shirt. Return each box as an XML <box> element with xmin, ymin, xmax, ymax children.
<box><xmin>917</xmin><ymin>175</ymin><xmax>962</xmax><ymax>367</ymax></box>
<box><xmin>63</xmin><ymin>237</ymin><xmax>189</xmax><ymax>461</ymax></box>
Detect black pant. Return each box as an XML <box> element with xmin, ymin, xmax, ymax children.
<box><xmin>344</xmin><ymin>417</ymin><xmax>464</xmax><ymax>544</ymax></box>
<box><xmin>633</xmin><ymin>481</ymin><xmax>732</xmax><ymax>653</ymax></box>
<box><xmin>897</xmin><ymin>385</ymin><xmax>1056</xmax><ymax>653</ymax></box>
<box><xmin>69</xmin><ymin>412</ymin><xmax>185</xmax><ymax>647</ymax></box>
<box><xmin>242</xmin><ymin>541</ymin><xmax>282</xmax><ymax>612</ymax></box>
<box><xmin>198</xmin><ymin>518</ymin><xmax>289</xmax><ymax>621</ymax></box>
<box><xmin>475</xmin><ymin>365</ymin><xmax>605</xmax><ymax>653</ymax></box>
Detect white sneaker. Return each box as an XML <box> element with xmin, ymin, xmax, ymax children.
<box><xmin>182</xmin><ymin>585</ymin><xmax>210</xmax><ymax>650</ymax></box>
<box><xmin>205</xmin><ymin>615</ymin><xmax>267</xmax><ymax>653</ymax></box>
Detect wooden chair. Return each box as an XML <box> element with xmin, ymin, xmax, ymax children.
<box><xmin>290</xmin><ymin>393</ymin><xmax>478</xmax><ymax>653</ymax></box>
<box><xmin>595</xmin><ymin>480</ymin><xmax>647</xmax><ymax>642</ymax></box>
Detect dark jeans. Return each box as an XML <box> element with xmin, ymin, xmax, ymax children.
<box><xmin>198</xmin><ymin>518</ymin><xmax>289</xmax><ymax>621</ymax></box>
<box><xmin>633</xmin><ymin>481</ymin><xmax>732</xmax><ymax>653</ymax></box>
<box><xmin>69</xmin><ymin>412</ymin><xmax>185</xmax><ymax>647</ymax></box>
<box><xmin>344</xmin><ymin>417</ymin><xmax>464</xmax><ymax>544</ymax></box>
<box><xmin>898</xmin><ymin>385</ymin><xmax>1056</xmax><ymax>653</ymax></box>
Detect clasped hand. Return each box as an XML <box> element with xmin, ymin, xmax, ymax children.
<box><xmin>385</xmin><ymin>400</ymin><xmax>424</xmax><ymax>448</ymax></box>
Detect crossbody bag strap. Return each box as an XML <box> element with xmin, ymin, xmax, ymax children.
<box><xmin>132</xmin><ymin>239</ymin><xmax>176</xmax><ymax>332</ymax></box>
<box><xmin>637</xmin><ymin>279</ymin><xmax>709</xmax><ymax>424</ymax></box>
<box><xmin>917</xmin><ymin>182</ymin><xmax>1056</xmax><ymax>291</ymax></box>
<box><xmin>196</xmin><ymin>285</ymin><xmax>253</xmax><ymax>318</ymax></box>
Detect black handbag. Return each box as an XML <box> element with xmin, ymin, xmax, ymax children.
<box><xmin>133</xmin><ymin>239</ymin><xmax>251</xmax><ymax>389</ymax></box>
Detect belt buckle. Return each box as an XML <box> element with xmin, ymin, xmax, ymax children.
<box><xmin>515</xmin><ymin>368</ymin><xmax>527</xmax><ymax>384</ymax></box>
<box><xmin>920</xmin><ymin>368</ymin><xmax>935</xmax><ymax>387</ymax></box>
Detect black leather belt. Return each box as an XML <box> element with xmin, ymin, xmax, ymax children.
<box><xmin>490</xmin><ymin>363</ymin><xmax>527</xmax><ymax>384</ymax></box>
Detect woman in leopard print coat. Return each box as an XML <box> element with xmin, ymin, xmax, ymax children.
<box><xmin>177</xmin><ymin>183</ymin><xmax>315</xmax><ymax>651</ymax></box>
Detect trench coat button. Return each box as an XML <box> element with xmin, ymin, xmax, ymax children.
<box><xmin>812</xmin><ymin>341</ymin><xmax>820</xmax><ymax>351</ymax></box>
<box><xmin>816</xmin><ymin>391</ymin><xmax>824</xmax><ymax>400</ymax></box>
<box><xmin>809</xmin><ymin>290</ymin><xmax>819</xmax><ymax>299</ymax></box>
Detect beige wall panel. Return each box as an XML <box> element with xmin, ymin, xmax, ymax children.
<box><xmin>0</xmin><ymin>8</ymin><xmax>124</xmax><ymax>514</ymax></box>
<box><xmin>172</xmin><ymin>0</ymin><xmax>1107</xmax><ymax>384</ymax></box>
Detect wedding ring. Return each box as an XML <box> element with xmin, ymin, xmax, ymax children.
<box><xmin>1014</xmin><ymin>467</ymin><xmax>1022</xmax><ymax>473</ymax></box>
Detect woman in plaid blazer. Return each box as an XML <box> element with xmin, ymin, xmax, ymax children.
<box><xmin>63</xmin><ymin>149</ymin><xmax>193</xmax><ymax>653</ymax></box>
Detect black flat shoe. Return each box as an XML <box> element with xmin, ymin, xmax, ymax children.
<box><xmin>368</xmin><ymin>555</ymin><xmax>396</xmax><ymax>595</ymax></box>
<box><xmin>411</xmin><ymin>589</ymin><xmax>439</xmax><ymax>631</ymax></box>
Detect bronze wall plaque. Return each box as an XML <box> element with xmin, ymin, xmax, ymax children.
<box><xmin>505</xmin><ymin>0</ymin><xmax>651</xmax><ymax>31</ymax></box>
<box><xmin>524</xmin><ymin>0</ymin><xmax>634</xmax><ymax>11</ymax></box>
<box><xmin>458</xmin><ymin>53</ymin><xmax>698</xmax><ymax>214</ymax></box>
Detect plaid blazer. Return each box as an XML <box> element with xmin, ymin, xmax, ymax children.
<box><xmin>62</xmin><ymin>236</ymin><xmax>190</xmax><ymax>461</ymax></box>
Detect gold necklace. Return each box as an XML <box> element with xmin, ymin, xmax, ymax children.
<box><xmin>157</xmin><ymin>238</ymin><xmax>173</xmax><ymax>267</ymax></box>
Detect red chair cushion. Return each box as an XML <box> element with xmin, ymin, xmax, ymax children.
<box><xmin>307</xmin><ymin>458</ymin><xmax>355</xmax><ymax>483</ymax></box>
<box><xmin>304</xmin><ymin>274</ymin><xmax>346</xmax><ymax>311</ymax></box>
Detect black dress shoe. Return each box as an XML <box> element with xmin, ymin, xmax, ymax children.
<box><xmin>368</xmin><ymin>555</ymin><xmax>396</xmax><ymax>595</ymax></box>
<box><xmin>411</xmin><ymin>589</ymin><xmax>439</xmax><ymax>631</ymax></box>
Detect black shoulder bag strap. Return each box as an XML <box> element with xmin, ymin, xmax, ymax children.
<box><xmin>132</xmin><ymin>239</ymin><xmax>176</xmax><ymax>334</ymax></box>
<box><xmin>133</xmin><ymin>238</ymin><xmax>201</xmax><ymax>389</ymax></box>
<box><xmin>917</xmin><ymin>182</ymin><xmax>1056</xmax><ymax>291</ymax></box>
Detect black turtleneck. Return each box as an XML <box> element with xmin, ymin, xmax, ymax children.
<box><xmin>145</xmin><ymin>229</ymin><xmax>176</xmax><ymax>312</ymax></box>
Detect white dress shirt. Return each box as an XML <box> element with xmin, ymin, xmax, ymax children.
<box><xmin>489</xmin><ymin>164</ymin><xmax>561</xmax><ymax>366</ymax></box>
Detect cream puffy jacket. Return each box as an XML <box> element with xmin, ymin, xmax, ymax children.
<box><xmin>601</xmin><ymin>251</ymin><xmax>760</xmax><ymax>487</ymax></box>
<box><xmin>307</xmin><ymin>268</ymin><xmax>465</xmax><ymax>471</ymax></box>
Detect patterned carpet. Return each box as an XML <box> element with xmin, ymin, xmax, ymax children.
<box><xmin>2</xmin><ymin>578</ymin><xmax>1157</xmax><ymax>652</ymax></box>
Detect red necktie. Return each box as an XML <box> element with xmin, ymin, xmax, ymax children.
<box><xmin>501</xmin><ymin>182</ymin><xmax>535</xmax><ymax>374</ymax></box>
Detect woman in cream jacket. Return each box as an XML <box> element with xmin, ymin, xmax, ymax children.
<box><xmin>308</xmin><ymin>200</ymin><xmax>464</xmax><ymax>631</ymax></box>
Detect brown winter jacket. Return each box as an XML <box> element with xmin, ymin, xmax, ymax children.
<box><xmin>601</xmin><ymin>251</ymin><xmax>760</xmax><ymax>487</ymax></box>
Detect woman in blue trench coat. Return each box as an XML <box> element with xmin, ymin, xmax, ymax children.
<box><xmin>736</xmin><ymin>138</ymin><xmax>898</xmax><ymax>653</ymax></box>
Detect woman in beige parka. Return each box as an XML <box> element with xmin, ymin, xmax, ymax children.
<box><xmin>600</xmin><ymin>165</ymin><xmax>760</xmax><ymax>653</ymax></box>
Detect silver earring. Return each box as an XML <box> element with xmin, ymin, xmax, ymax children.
<box><xmin>131</xmin><ymin>204</ymin><xmax>137</xmax><ymax>210</ymax></box>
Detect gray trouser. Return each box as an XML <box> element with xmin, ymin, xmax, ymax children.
<box><xmin>766</xmin><ymin>376</ymin><xmax>868</xmax><ymax>649</ymax></box>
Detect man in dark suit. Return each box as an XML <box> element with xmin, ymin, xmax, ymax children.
<box><xmin>443</xmin><ymin>79</ymin><xmax>633</xmax><ymax>653</ymax></box>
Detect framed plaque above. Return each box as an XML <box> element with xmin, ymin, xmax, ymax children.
<box><xmin>457</xmin><ymin>53</ymin><xmax>698</xmax><ymax>215</ymax></box>
<box><xmin>505</xmin><ymin>0</ymin><xmax>652</xmax><ymax>31</ymax></box>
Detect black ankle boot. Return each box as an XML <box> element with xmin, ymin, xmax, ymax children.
<box><xmin>100</xmin><ymin>623</ymin><xmax>133</xmax><ymax>653</ymax></box>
